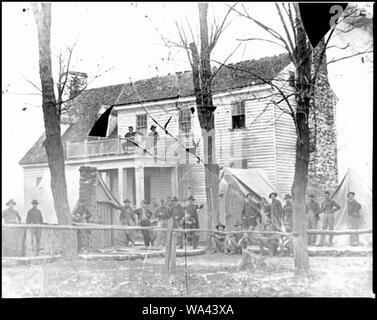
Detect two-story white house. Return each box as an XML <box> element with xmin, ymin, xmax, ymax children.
<box><xmin>20</xmin><ymin>53</ymin><xmax>328</xmax><ymax>230</ymax></box>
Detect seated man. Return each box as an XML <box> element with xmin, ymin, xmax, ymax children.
<box><xmin>209</xmin><ymin>223</ymin><xmax>226</xmax><ymax>254</ymax></box>
<box><xmin>225</xmin><ymin>221</ymin><xmax>248</xmax><ymax>254</ymax></box>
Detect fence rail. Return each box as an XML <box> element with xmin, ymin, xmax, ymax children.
<box><xmin>2</xmin><ymin>223</ymin><xmax>372</xmax><ymax>236</ymax></box>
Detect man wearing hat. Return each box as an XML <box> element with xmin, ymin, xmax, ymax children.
<box><xmin>147</xmin><ymin>125</ymin><xmax>159</xmax><ymax>161</ymax></box>
<box><xmin>306</xmin><ymin>194</ymin><xmax>320</xmax><ymax>246</ymax></box>
<box><xmin>135</xmin><ymin>200</ymin><xmax>153</xmax><ymax>247</ymax></box>
<box><xmin>317</xmin><ymin>191</ymin><xmax>341</xmax><ymax>246</ymax></box>
<box><xmin>283</xmin><ymin>194</ymin><xmax>293</xmax><ymax>232</ymax></box>
<box><xmin>112</xmin><ymin>199</ymin><xmax>136</xmax><ymax>247</ymax></box>
<box><xmin>347</xmin><ymin>192</ymin><xmax>362</xmax><ymax>246</ymax></box>
<box><xmin>26</xmin><ymin>200</ymin><xmax>44</xmax><ymax>254</ymax></box>
<box><xmin>2</xmin><ymin>199</ymin><xmax>21</xmax><ymax>224</ymax></box>
<box><xmin>269</xmin><ymin>192</ymin><xmax>283</xmax><ymax>231</ymax></box>
<box><xmin>242</xmin><ymin>193</ymin><xmax>262</xmax><ymax>230</ymax></box>
<box><xmin>209</xmin><ymin>223</ymin><xmax>226</xmax><ymax>254</ymax></box>
<box><xmin>184</xmin><ymin>195</ymin><xmax>204</xmax><ymax>249</ymax></box>
<box><xmin>225</xmin><ymin>221</ymin><xmax>248</xmax><ymax>254</ymax></box>
<box><xmin>124</xmin><ymin>126</ymin><xmax>143</xmax><ymax>154</ymax></box>
<box><xmin>170</xmin><ymin>197</ymin><xmax>185</xmax><ymax>248</ymax></box>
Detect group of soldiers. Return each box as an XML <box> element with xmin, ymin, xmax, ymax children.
<box><xmin>111</xmin><ymin>195</ymin><xmax>203</xmax><ymax>249</ymax></box>
<box><xmin>2</xmin><ymin>199</ymin><xmax>44</xmax><ymax>254</ymax></box>
<box><xmin>2</xmin><ymin>188</ymin><xmax>364</xmax><ymax>256</ymax></box>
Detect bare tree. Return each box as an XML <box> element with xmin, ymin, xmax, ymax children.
<box><xmin>31</xmin><ymin>3</ymin><xmax>76</xmax><ymax>258</ymax></box>
<box><xmin>227</xmin><ymin>2</ymin><xmax>373</xmax><ymax>276</ymax></box>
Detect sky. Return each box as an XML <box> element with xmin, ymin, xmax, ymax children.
<box><xmin>2</xmin><ymin>2</ymin><xmax>373</xmax><ymax>210</ymax></box>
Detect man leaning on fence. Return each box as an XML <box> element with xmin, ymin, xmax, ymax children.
<box><xmin>317</xmin><ymin>191</ymin><xmax>341</xmax><ymax>246</ymax></box>
<box><xmin>26</xmin><ymin>200</ymin><xmax>44</xmax><ymax>255</ymax></box>
<box><xmin>347</xmin><ymin>192</ymin><xmax>363</xmax><ymax>246</ymax></box>
<box><xmin>269</xmin><ymin>192</ymin><xmax>283</xmax><ymax>231</ymax></box>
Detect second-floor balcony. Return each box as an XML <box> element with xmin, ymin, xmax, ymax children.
<box><xmin>66</xmin><ymin>134</ymin><xmax>197</xmax><ymax>164</ymax></box>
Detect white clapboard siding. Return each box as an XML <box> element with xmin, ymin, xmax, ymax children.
<box><xmin>273</xmin><ymin>64</ymin><xmax>297</xmax><ymax>195</ymax></box>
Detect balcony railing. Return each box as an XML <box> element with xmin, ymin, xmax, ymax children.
<box><xmin>67</xmin><ymin>134</ymin><xmax>196</xmax><ymax>163</ymax></box>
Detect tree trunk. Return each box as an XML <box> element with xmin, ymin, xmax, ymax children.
<box><xmin>32</xmin><ymin>3</ymin><xmax>77</xmax><ymax>259</ymax></box>
<box><xmin>188</xmin><ymin>3</ymin><xmax>220</xmax><ymax>242</ymax></box>
<box><xmin>291</xmin><ymin>4</ymin><xmax>311</xmax><ymax>276</ymax></box>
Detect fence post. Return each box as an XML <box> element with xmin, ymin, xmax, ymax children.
<box><xmin>165</xmin><ymin>220</ymin><xmax>176</xmax><ymax>271</ymax></box>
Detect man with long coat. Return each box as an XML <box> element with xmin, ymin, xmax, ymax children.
<box><xmin>184</xmin><ymin>195</ymin><xmax>203</xmax><ymax>249</ymax></box>
<box><xmin>306</xmin><ymin>193</ymin><xmax>320</xmax><ymax>246</ymax></box>
<box><xmin>26</xmin><ymin>200</ymin><xmax>44</xmax><ymax>255</ymax></box>
<box><xmin>283</xmin><ymin>194</ymin><xmax>293</xmax><ymax>232</ymax></box>
<box><xmin>242</xmin><ymin>193</ymin><xmax>262</xmax><ymax>230</ymax></box>
<box><xmin>347</xmin><ymin>192</ymin><xmax>362</xmax><ymax>246</ymax></box>
<box><xmin>269</xmin><ymin>192</ymin><xmax>283</xmax><ymax>231</ymax></box>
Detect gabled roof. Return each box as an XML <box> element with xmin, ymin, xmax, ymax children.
<box><xmin>20</xmin><ymin>53</ymin><xmax>290</xmax><ymax>166</ymax></box>
<box><xmin>19</xmin><ymin>84</ymin><xmax>125</xmax><ymax>165</ymax></box>
<box><xmin>114</xmin><ymin>53</ymin><xmax>291</xmax><ymax>105</ymax></box>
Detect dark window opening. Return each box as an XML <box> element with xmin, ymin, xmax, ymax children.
<box><xmin>231</xmin><ymin>101</ymin><xmax>246</xmax><ymax>129</ymax></box>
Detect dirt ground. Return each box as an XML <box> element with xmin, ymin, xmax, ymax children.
<box><xmin>2</xmin><ymin>253</ymin><xmax>374</xmax><ymax>298</ymax></box>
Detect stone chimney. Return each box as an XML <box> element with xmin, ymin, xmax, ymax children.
<box><xmin>308</xmin><ymin>39</ymin><xmax>338</xmax><ymax>196</ymax></box>
<box><xmin>67</xmin><ymin>71</ymin><xmax>88</xmax><ymax>99</ymax></box>
<box><xmin>77</xmin><ymin>166</ymin><xmax>100</xmax><ymax>223</ymax></box>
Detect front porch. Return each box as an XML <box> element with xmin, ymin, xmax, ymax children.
<box><xmin>99</xmin><ymin>166</ymin><xmax>179</xmax><ymax>205</ymax></box>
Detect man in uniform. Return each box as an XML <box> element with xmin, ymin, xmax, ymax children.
<box><xmin>283</xmin><ymin>194</ymin><xmax>293</xmax><ymax>232</ymax></box>
<box><xmin>242</xmin><ymin>193</ymin><xmax>262</xmax><ymax>230</ymax></box>
<box><xmin>147</xmin><ymin>125</ymin><xmax>160</xmax><ymax>161</ymax></box>
<box><xmin>347</xmin><ymin>192</ymin><xmax>363</xmax><ymax>246</ymax></box>
<box><xmin>2</xmin><ymin>199</ymin><xmax>21</xmax><ymax>224</ymax></box>
<box><xmin>260</xmin><ymin>197</ymin><xmax>272</xmax><ymax>231</ymax></box>
<box><xmin>184</xmin><ymin>195</ymin><xmax>203</xmax><ymax>249</ymax></box>
<box><xmin>225</xmin><ymin>221</ymin><xmax>248</xmax><ymax>254</ymax></box>
<box><xmin>124</xmin><ymin>126</ymin><xmax>142</xmax><ymax>153</ymax></box>
<box><xmin>306</xmin><ymin>193</ymin><xmax>320</xmax><ymax>246</ymax></box>
<box><xmin>155</xmin><ymin>199</ymin><xmax>171</xmax><ymax>246</ymax></box>
<box><xmin>112</xmin><ymin>199</ymin><xmax>136</xmax><ymax>247</ymax></box>
<box><xmin>209</xmin><ymin>223</ymin><xmax>226</xmax><ymax>253</ymax></box>
<box><xmin>170</xmin><ymin>196</ymin><xmax>185</xmax><ymax>249</ymax></box>
<box><xmin>317</xmin><ymin>191</ymin><xmax>341</xmax><ymax>246</ymax></box>
<box><xmin>269</xmin><ymin>192</ymin><xmax>283</xmax><ymax>231</ymax></box>
<box><xmin>135</xmin><ymin>200</ymin><xmax>153</xmax><ymax>247</ymax></box>
<box><xmin>26</xmin><ymin>200</ymin><xmax>44</xmax><ymax>255</ymax></box>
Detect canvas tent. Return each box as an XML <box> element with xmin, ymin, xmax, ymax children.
<box><xmin>330</xmin><ymin>168</ymin><xmax>372</xmax><ymax>246</ymax></box>
<box><xmin>219</xmin><ymin>168</ymin><xmax>281</xmax><ymax>230</ymax></box>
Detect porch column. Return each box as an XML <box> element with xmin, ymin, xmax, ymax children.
<box><xmin>135</xmin><ymin>166</ymin><xmax>145</xmax><ymax>205</ymax></box>
<box><xmin>118</xmin><ymin>167</ymin><xmax>124</xmax><ymax>203</ymax></box>
<box><xmin>170</xmin><ymin>166</ymin><xmax>179</xmax><ymax>198</ymax></box>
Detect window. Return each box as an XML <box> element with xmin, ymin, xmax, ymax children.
<box><xmin>36</xmin><ymin>177</ymin><xmax>42</xmax><ymax>186</ymax></box>
<box><xmin>231</xmin><ymin>101</ymin><xmax>246</xmax><ymax>129</ymax></box>
<box><xmin>179</xmin><ymin>108</ymin><xmax>191</xmax><ymax>133</ymax></box>
<box><xmin>136</xmin><ymin>114</ymin><xmax>147</xmax><ymax>135</ymax></box>
<box><xmin>288</xmin><ymin>71</ymin><xmax>295</xmax><ymax>87</ymax></box>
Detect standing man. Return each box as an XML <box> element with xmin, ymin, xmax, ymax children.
<box><xmin>135</xmin><ymin>200</ymin><xmax>153</xmax><ymax>247</ymax></box>
<box><xmin>2</xmin><ymin>199</ymin><xmax>21</xmax><ymax>224</ymax></box>
<box><xmin>260</xmin><ymin>197</ymin><xmax>272</xmax><ymax>231</ymax></box>
<box><xmin>124</xmin><ymin>126</ymin><xmax>142</xmax><ymax>153</ymax></box>
<box><xmin>269</xmin><ymin>192</ymin><xmax>283</xmax><ymax>231</ymax></box>
<box><xmin>170</xmin><ymin>196</ymin><xmax>185</xmax><ymax>249</ymax></box>
<box><xmin>2</xmin><ymin>199</ymin><xmax>22</xmax><ymax>256</ymax></box>
<box><xmin>347</xmin><ymin>192</ymin><xmax>363</xmax><ymax>246</ymax></box>
<box><xmin>26</xmin><ymin>200</ymin><xmax>44</xmax><ymax>255</ymax></box>
<box><xmin>147</xmin><ymin>125</ymin><xmax>160</xmax><ymax>161</ymax></box>
<box><xmin>283</xmin><ymin>194</ymin><xmax>293</xmax><ymax>232</ymax></box>
<box><xmin>184</xmin><ymin>195</ymin><xmax>203</xmax><ymax>249</ymax></box>
<box><xmin>112</xmin><ymin>199</ymin><xmax>136</xmax><ymax>247</ymax></box>
<box><xmin>317</xmin><ymin>191</ymin><xmax>341</xmax><ymax>246</ymax></box>
<box><xmin>242</xmin><ymin>193</ymin><xmax>262</xmax><ymax>231</ymax></box>
<box><xmin>155</xmin><ymin>199</ymin><xmax>171</xmax><ymax>246</ymax></box>
<box><xmin>306</xmin><ymin>194</ymin><xmax>320</xmax><ymax>246</ymax></box>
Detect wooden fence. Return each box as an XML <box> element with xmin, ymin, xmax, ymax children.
<box><xmin>2</xmin><ymin>223</ymin><xmax>372</xmax><ymax>270</ymax></box>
